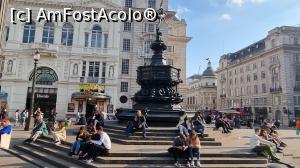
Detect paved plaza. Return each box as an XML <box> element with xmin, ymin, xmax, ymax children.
<box><xmin>1</xmin><ymin>124</ymin><xmax>299</xmax><ymax>167</ymax></box>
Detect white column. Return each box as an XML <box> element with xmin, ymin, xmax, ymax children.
<box><xmin>35</xmin><ymin>22</ymin><xmax>43</xmax><ymax>43</ymax></box>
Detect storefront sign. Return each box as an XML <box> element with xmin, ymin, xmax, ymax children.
<box><xmin>37</xmin><ymin>94</ymin><xmax>50</xmax><ymax>99</ymax></box>
<box><xmin>68</xmin><ymin>103</ymin><xmax>75</xmax><ymax>113</ymax></box>
<box><xmin>79</xmin><ymin>84</ymin><xmax>105</xmax><ymax>92</ymax></box>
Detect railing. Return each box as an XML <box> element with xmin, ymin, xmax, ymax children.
<box><xmin>270</xmin><ymin>87</ymin><xmax>282</xmax><ymax>93</ymax></box>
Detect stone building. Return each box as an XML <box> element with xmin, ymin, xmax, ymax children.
<box><xmin>0</xmin><ymin>0</ymin><xmax>189</xmax><ymax>119</ymax></box>
<box><xmin>216</xmin><ymin>26</ymin><xmax>300</xmax><ymax>125</ymax></box>
<box><xmin>0</xmin><ymin>0</ymin><xmax>9</xmax><ymax>47</ymax></box>
<box><xmin>186</xmin><ymin>60</ymin><xmax>217</xmax><ymax>111</ymax></box>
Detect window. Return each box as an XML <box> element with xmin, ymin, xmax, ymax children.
<box><xmin>254</xmin><ymin>85</ymin><xmax>258</xmax><ymax>94</ymax></box>
<box><xmin>247</xmin><ymin>86</ymin><xmax>251</xmax><ymax>94</ymax></box>
<box><xmin>82</xmin><ymin>61</ymin><xmax>86</xmax><ymax>77</ymax></box>
<box><xmin>91</xmin><ymin>25</ymin><xmax>102</xmax><ymax>48</ymax></box>
<box><xmin>23</xmin><ymin>21</ymin><xmax>36</xmax><ymax>43</ymax></box>
<box><xmin>234</xmin><ymin>69</ymin><xmax>237</xmax><ymax>75</ymax></box>
<box><xmin>88</xmin><ymin>61</ymin><xmax>100</xmax><ymax>77</ymax></box>
<box><xmin>144</xmin><ymin>40</ymin><xmax>152</xmax><ymax>54</ymax></box>
<box><xmin>121</xmin><ymin>82</ymin><xmax>128</xmax><ymax>92</ymax></box>
<box><xmin>240</xmin><ymin>76</ymin><xmax>244</xmax><ymax>83</ymax></box>
<box><xmin>42</xmin><ymin>22</ymin><xmax>54</xmax><ymax>44</ymax></box>
<box><xmin>261</xmin><ymin>60</ymin><xmax>265</xmax><ymax>67</ymax></box>
<box><xmin>167</xmin><ymin>59</ymin><xmax>174</xmax><ymax>66</ymax></box>
<box><xmin>261</xmin><ymin>71</ymin><xmax>266</xmax><ymax>79</ymax></box>
<box><xmin>247</xmin><ymin>74</ymin><xmax>251</xmax><ymax>82</ymax></box>
<box><xmin>144</xmin><ymin>23</ymin><xmax>155</xmax><ymax>32</ymax></box>
<box><xmin>262</xmin><ymin>83</ymin><xmax>266</xmax><ymax>93</ymax></box>
<box><xmin>102</xmin><ymin>62</ymin><xmax>106</xmax><ymax>83</ymax></box>
<box><xmin>234</xmin><ymin>78</ymin><xmax>237</xmax><ymax>84</ymax></box>
<box><xmin>84</xmin><ymin>32</ymin><xmax>89</xmax><ymax>47</ymax></box>
<box><xmin>167</xmin><ymin>46</ymin><xmax>174</xmax><ymax>52</ymax></box>
<box><xmin>296</xmin><ymin>68</ymin><xmax>300</xmax><ymax>82</ymax></box>
<box><xmin>5</xmin><ymin>26</ymin><xmax>9</xmax><ymax>41</ymax></box>
<box><xmin>229</xmin><ymin>79</ymin><xmax>232</xmax><ymax>85</ymax></box>
<box><xmin>253</xmin><ymin>73</ymin><xmax>258</xmax><ymax>80</ymax></box>
<box><xmin>271</xmin><ymin>39</ymin><xmax>276</xmax><ymax>48</ymax></box>
<box><xmin>246</xmin><ymin>65</ymin><xmax>250</xmax><ymax>71</ymax></box>
<box><xmin>294</xmin><ymin>37</ymin><xmax>298</xmax><ymax>45</ymax></box>
<box><xmin>125</xmin><ymin>0</ymin><xmax>132</xmax><ymax>7</ymax></box>
<box><xmin>124</xmin><ymin>22</ymin><xmax>131</xmax><ymax>32</ymax></box>
<box><xmin>123</xmin><ymin>39</ymin><xmax>131</xmax><ymax>51</ymax></box>
<box><xmin>253</xmin><ymin>63</ymin><xmax>257</xmax><ymax>69</ymax></box>
<box><xmin>61</xmin><ymin>23</ymin><xmax>73</xmax><ymax>46</ymax></box>
<box><xmin>122</xmin><ymin>59</ymin><xmax>129</xmax><ymax>74</ymax></box>
<box><xmin>148</xmin><ymin>0</ymin><xmax>156</xmax><ymax>8</ymax></box>
<box><xmin>294</xmin><ymin>96</ymin><xmax>300</xmax><ymax>105</ymax></box>
<box><xmin>103</xmin><ymin>34</ymin><xmax>108</xmax><ymax>48</ymax></box>
<box><xmin>229</xmin><ymin>71</ymin><xmax>232</xmax><ymax>77</ymax></box>
<box><xmin>240</xmin><ymin>67</ymin><xmax>244</xmax><ymax>73</ymax></box>
<box><xmin>294</xmin><ymin>54</ymin><xmax>300</xmax><ymax>63</ymax></box>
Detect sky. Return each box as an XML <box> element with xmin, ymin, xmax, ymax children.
<box><xmin>168</xmin><ymin>0</ymin><xmax>300</xmax><ymax>77</ymax></box>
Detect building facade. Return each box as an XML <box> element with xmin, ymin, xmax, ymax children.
<box><xmin>0</xmin><ymin>0</ymin><xmax>9</xmax><ymax>47</ymax></box>
<box><xmin>216</xmin><ymin>26</ymin><xmax>300</xmax><ymax>125</ymax></box>
<box><xmin>0</xmin><ymin>0</ymin><xmax>189</xmax><ymax>119</ymax></box>
<box><xmin>186</xmin><ymin>60</ymin><xmax>217</xmax><ymax>111</ymax></box>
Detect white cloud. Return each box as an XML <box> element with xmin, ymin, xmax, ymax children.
<box><xmin>219</xmin><ymin>13</ymin><xmax>232</xmax><ymax>21</ymax></box>
<box><xmin>227</xmin><ymin>0</ymin><xmax>266</xmax><ymax>7</ymax></box>
<box><xmin>227</xmin><ymin>0</ymin><xmax>246</xmax><ymax>7</ymax></box>
<box><xmin>173</xmin><ymin>5</ymin><xmax>191</xmax><ymax>19</ymax></box>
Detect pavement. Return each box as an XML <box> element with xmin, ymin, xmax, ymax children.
<box><xmin>2</xmin><ymin>124</ymin><xmax>300</xmax><ymax>168</ymax></box>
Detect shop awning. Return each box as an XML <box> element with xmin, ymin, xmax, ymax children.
<box><xmin>71</xmin><ymin>92</ymin><xmax>111</xmax><ymax>100</ymax></box>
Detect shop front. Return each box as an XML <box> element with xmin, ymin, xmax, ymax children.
<box><xmin>70</xmin><ymin>84</ymin><xmax>111</xmax><ymax>119</ymax></box>
<box><xmin>254</xmin><ymin>107</ymin><xmax>268</xmax><ymax>124</ymax></box>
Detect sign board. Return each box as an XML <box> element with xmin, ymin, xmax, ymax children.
<box><xmin>79</xmin><ymin>84</ymin><xmax>105</xmax><ymax>92</ymax></box>
<box><xmin>68</xmin><ymin>103</ymin><xmax>75</xmax><ymax>113</ymax></box>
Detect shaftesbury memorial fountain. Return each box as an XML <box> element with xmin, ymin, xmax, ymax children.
<box><xmin>115</xmin><ymin>23</ymin><xmax>184</xmax><ymax>126</ymax></box>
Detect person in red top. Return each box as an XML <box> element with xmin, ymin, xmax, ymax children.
<box><xmin>296</xmin><ymin>119</ymin><xmax>300</xmax><ymax>135</ymax></box>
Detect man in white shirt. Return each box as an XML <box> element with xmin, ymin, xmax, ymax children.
<box><xmin>81</xmin><ymin>126</ymin><xmax>111</xmax><ymax>164</ymax></box>
<box><xmin>250</xmin><ymin>128</ymin><xmax>279</xmax><ymax>162</ymax></box>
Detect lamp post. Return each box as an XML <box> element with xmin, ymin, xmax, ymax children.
<box><xmin>24</xmin><ymin>50</ymin><xmax>40</xmax><ymax>131</ymax></box>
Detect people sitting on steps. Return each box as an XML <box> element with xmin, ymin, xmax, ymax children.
<box><xmin>52</xmin><ymin>121</ymin><xmax>67</xmax><ymax>145</ymax></box>
<box><xmin>126</xmin><ymin>110</ymin><xmax>148</xmax><ymax>138</ymax></box>
<box><xmin>70</xmin><ymin>126</ymin><xmax>90</xmax><ymax>156</ymax></box>
<box><xmin>0</xmin><ymin>119</ymin><xmax>13</xmax><ymax>136</ymax></box>
<box><xmin>270</xmin><ymin>126</ymin><xmax>287</xmax><ymax>148</ymax></box>
<box><xmin>250</xmin><ymin>128</ymin><xmax>280</xmax><ymax>162</ymax></box>
<box><xmin>214</xmin><ymin>115</ymin><xmax>232</xmax><ymax>134</ymax></box>
<box><xmin>191</xmin><ymin>112</ymin><xmax>205</xmax><ymax>138</ymax></box>
<box><xmin>187</xmin><ymin>131</ymin><xmax>202</xmax><ymax>168</ymax></box>
<box><xmin>176</xmin><ymin>112</ymin><xmax>191</xmax><ymax>137</ymax></box>
<box><xmin>77</xmin><ymin>126</ymin><xmax>111</xmax><ymax>164</ymax></box>
<box><xmin>24</xmin><ymin>117</ymin><xmax>48</xmax><ymax>143</ymax></box>
<box><xmin>86</xmin><ymin>112</ymin><xmax>104</xmax><ymax>134</ymax></box>
<box><xmin>76</xmin><ymin>114</ymin><xmax>87</xmax><ymax>125</ymax></box>
<box><xmin>260</xmin><ymin>128</ymin><xmax>283</xmax><ymax>153</ymax></box>
<box><xmin>168</xmin><ymin>133</ymin><xmax>189</xmax><ymax>167</ymax></box>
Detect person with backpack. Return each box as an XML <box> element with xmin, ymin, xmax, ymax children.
<box><xmin>20</xmin><ymin>109</ymin><xmax>28</xmax><ymax>128</ymax></box>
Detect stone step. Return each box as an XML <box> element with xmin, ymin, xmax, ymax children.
<box><xmin>14</xmin><ymin>144</ymin><xmax>86</xmax><ymax>168</ymax></box>
<box><xmin>19</xmin><ymin>141</ymin><xmax>267</xmax><ymax>166</ymax></box>
<box><xmin>95</xmin><ymin>156</ymin><xmax>268</xmax><ymax>165</ymax></box>
<box><xmin>105</xmin><ymin>123</ymin><xmax>179</xmax><ymax>133</ymax></box>
<box><xmin>103</xmin><ymin>127</ymin><xmax>209</xmax><ymax>137</ymax></box>
<box><xmin>5</xmin><ymin>148</ymin><xmax>56</xmax><ymax>168</ymax></box>
<box><xmin>110</xmin><ymin>137</ymin><xmax>222</xmax><ymax>146</ymax></box>
<box><xmin>36</xmin><ymin>138</ymin><xmax>254</xmax><ymax>158</ymax></box>
<box><xmin>108</xmin><ymin>132</ymin><xmax>215</xmax><ymax>141</ymax></box>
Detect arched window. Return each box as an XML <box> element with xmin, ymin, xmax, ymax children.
<box><xmin>42</xmin><ymin>22</ymin><xmax>54</xmax><ymax>44</ymax></box>
<box><xmin>91</xmin><ymin>25</ymin><xmax>102</xmax><ymax>48</ymax></box>
<box><xmin>23</xmin><ymin>21</ymin><xmax>36</xmax><ymax>43</ymax></box>
<box><xmin>29</xmin><ymin>67</ymin><xmax>58</xmax><ymax>85</ymax></box>
<box><xmin>61</xmin><ymin>23</ymin><xmax>74</xmax><ymax>46</ymax></box>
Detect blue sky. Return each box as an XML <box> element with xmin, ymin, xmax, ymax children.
<box><xmin>168</xmin><ymin>0</ymin><xmax>300</xmax><ymax>76</ymax></box>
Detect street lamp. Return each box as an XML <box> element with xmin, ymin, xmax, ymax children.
<box><xmin>24</xmin><ymin>50</ymin><xmax>40</xmax><ymax>131</ymax></box>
